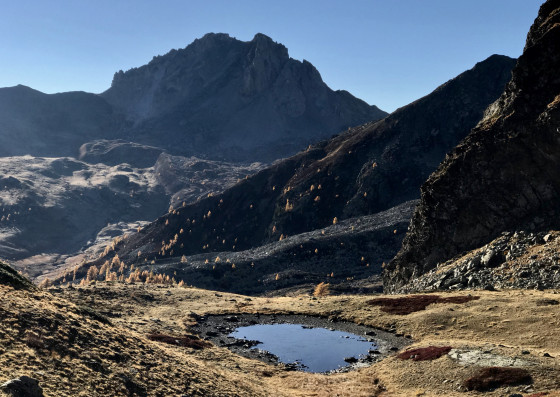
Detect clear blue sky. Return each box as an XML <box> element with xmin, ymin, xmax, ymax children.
<box><xmin>0</xmin><ymin>1</ymin><xmax>543</xmax><ymax>112</ymax></box>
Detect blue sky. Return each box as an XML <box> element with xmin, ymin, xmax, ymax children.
<box><xmin>0</xmin><ymin>1</ymin><xmax>543</xmax><ymax>112</ymax></box>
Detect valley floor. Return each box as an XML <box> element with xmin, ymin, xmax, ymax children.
<box><xmin>2</xmin><ymin>282</ymin><xmax>560</xmax><ymax>396</ymax></box>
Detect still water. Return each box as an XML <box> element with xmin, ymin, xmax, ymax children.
<box><xmin>229</xmin><ymin>323</ymin><xmax>376</xmax><ymax>372</ymax></box>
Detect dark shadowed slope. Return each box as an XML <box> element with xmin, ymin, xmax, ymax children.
<box><xmin>0</xmin><ymin>85</ymin><xmax>120</xmax><ymax>157</ymax></box>
<box><xmin>385</xmin><ymin>0</ymin><xmax>560</xmax><ymax>292</ymax></box>
<box><xmin>95</xmin><ymin>54</ymin><xmax>515</xmax><ymax>277</ymax></box>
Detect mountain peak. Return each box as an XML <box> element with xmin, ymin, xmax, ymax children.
<box><xmin>100</xmin><ymin>33</ymin><xmax>386</xmax><ymax>162</ymax></box>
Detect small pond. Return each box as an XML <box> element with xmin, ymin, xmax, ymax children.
<box><xmin>192</xmin><ymin>314</ymin><xmax>411</xmax><ymax>373</ymax></box>
<box><xmin>230</xmin><ymin>323</ymin><xmax>377</xmax><ymax>372</ymax></box>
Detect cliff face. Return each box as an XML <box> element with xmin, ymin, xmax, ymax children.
<box><xmin>98</xmin><ymin>54</ymin><xmax>515</xmax><ymax>272</ymax></box>
<box><xmin>101</xmin><ymin>33</ymin><xmax>386</xmax><ymax>162</ymax></box>
<box><xmin>385</xmin><ymin>0</ymin><xmax>560</xmax><ymax>292</ymax></box>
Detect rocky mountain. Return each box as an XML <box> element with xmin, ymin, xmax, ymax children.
<box><xmin>384</xmin><ymin>0</ymin><xmax>560</xmax><ymax>292</ymax></box>
<box><xmin>0</xmin><ymin>33</ymin><xmax>387</xmax><ymax>274</ymax></box>
<box><xmin>101</xmin><ymin>33</ymin><xmax>387</xmax><ymax>162</ymax></box>
<box><xmin>84</xmin><ymin>54</ymin><xmax>515</xmax><ymax>293</ymax></box>
<box><xmin>0</xmin><ymin>33</ymin><xmax>385</xmax><ymax>164</ymax></box>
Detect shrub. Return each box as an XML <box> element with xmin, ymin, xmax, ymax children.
<box><xmin>313</xmin><ymin>282</ymin><xmax>330</xmax><ymax>297</ymax></box>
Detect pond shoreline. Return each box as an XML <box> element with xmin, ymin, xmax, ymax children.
<box><xmin>191</xmin><ymin>313</ymin><xmax>412</xmax><ymax>373</ymax></box>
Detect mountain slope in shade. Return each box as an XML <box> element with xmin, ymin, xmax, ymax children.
<box><xmin>101</xmin><ymin>33</ymin><xmax>387</xmax><ymax>162</ymax></box>
<box><xmin>384</xmin><ymin>0</ymin><xmax>560</xmax><ymax>292</ymax></box>
<box><xmin>0</xmin><ymin>85</ymin><xmax>120</xmax><ymax>157</ymax></box>
<box><xmin>87</xmin><ymin>54</ymin><xmax>515</xmax><ymax>292</ymax></box>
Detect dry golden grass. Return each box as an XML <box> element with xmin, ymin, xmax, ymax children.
<box><xmin>3</xmin><ymin>281</ymin><xmax>560</xmax><ymax>396</ymax></box>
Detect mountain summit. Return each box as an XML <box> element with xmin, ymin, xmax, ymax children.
<box><xmin>101</xmin><ymin>33</ymin><xmax>387</xmax><ymax>162</ymax></box>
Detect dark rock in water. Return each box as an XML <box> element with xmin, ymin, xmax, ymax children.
<box><xmin>385</xmin><ymin>0</ymin><xmax>560</xmax><ymax>292</ymax></box>
<box><xmin>344</xmin><ymin>356</ymin><xmax>358</xmax><ymax>363</ymax></box>
<box><xmin>0</xmin><ymin>376</ymin><xmax>44</xmax><ymax>397</ymax></box>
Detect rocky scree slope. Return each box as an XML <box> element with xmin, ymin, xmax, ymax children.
<box><xmin>101</xmin><ymin>33</ymin><xmax>387</xmax><ymax>162</ymax></box>
<box><xmin>385</xmin><ymin>0</ymin><xmax>560</xmax><ymax>292</ymax></box>
<box><xmin>393</xmin><ymin>230</ymin><xmax>560</xmax><ymax>293</ymax></box>
<box><xmin>96</xmin><ymin>55</ymin><xmax>515</xmax><ymax>276</ymax></box>
<box><xmin>76</xmin><ymin>201</ymin><xmax>416</xmax><ymax>295</ymax></box>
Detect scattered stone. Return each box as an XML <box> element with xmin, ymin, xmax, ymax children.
<box><xmin>0</xmin><ymin>376</ymin><xmax>44</xmax><ymax>397</ymax></box>
<box><xmin>449</xmin><ymin>349</ymin><xmax>531</xmax><ymax>367</ymax></box>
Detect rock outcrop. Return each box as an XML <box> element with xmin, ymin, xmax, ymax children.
<box><xmin>385</xmin><ymin>0</ymin><xmax>560</xmax><ymax>292</ymax></box>
<box><xmin>0</xmin><ymin>376</ymin><xmax>44</xmax><ymax>397</ymax></box>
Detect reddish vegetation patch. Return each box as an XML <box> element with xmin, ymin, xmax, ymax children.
<box><xmin>147</xmin><ymin>333</ymin><xmax>212</xmax><ymax>350</ymax></box>
<box><xmin>463</xmin><ymin>367</ymin><xmax>532</xmax><ymax>391</ymax></box>
<box><xmin>397</xmin><ymin>346</ymin><xmax>452</xmax><ymax>361</ymax></box>
<box><xmin>438</xmin><ymin>296</ymin><xmax>480</xmax><ymax>304</ymax></box>
<box><xmin>527</xmin><ymin>393</ymin><xmax>549</xmax><ymax>397</ymax></box>
<box><xmin>368</xmin><ymin>295</ymin><xmax>480</xmax><ymax>315</ymax></box>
